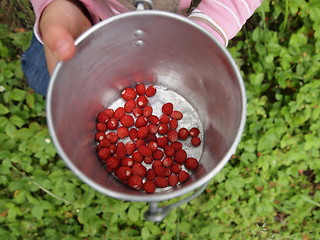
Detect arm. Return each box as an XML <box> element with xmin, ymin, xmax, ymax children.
<box><xmin>188</xmin><ymin>0</ymin><xmax>263</xmax><ymax>46</ymax></box>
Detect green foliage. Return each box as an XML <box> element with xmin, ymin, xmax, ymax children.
<box><xmin>0</xmin><ymin>0</ymin><xmax>319</xmax><ymax>239</ymax></box>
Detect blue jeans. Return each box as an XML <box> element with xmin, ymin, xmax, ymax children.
<box><xmin>21</xmin><ymin>34</ymin><xmax>50</xmax><ymax>96</ymax></box>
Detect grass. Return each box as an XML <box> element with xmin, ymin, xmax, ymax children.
<box><xmin>0</xmin><ymin>0</ymin><xmax>320</xmax><ymax>239</ymax></box>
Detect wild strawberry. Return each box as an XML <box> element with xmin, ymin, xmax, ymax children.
<box><xmin>143</xmin><ymin>156</ymin><xmax>152</xmax><ymax>164</ymax></box>
<box><xmin>132</xmin><ymin>107</ymin><xmax>143</xmax><ymax>117</ymax></box>
<box><xmin>158</xmin><ymin>123</ymin><xmax>169</xmax><ymax>135</ymax></box>
<box><xmin>145</xmin><ymin>86</ymin><xmax>156</xmax><ymax>97</ymax></box>
<box><xmin>152</xmin><ymin>160</ymin><xmax>163</xmax><ymax>169</ymax></box>
<box><xmin>99</xmin><ymin>138</ymin><xmax>111</xmax><ymax>148</ymax></box>
<box><xmin>157</xmin><ymin>136</ymin><xmax>168</xmax><ymax>148</ymax></box>
<box><xmin>162</xmin><ymin>102</ymin><xmax>173</xmax><ymax>115</ymax></box>
<box><xmin>137</xmin><ymin>126</ymin><xmax>149</xmax><ymax>139</ymax></box>
<box><xmin>185</xmin><ymin>157</ymin><xmax>199</xmax><ymax>170</ymax></box>
<box><xmin>171</xmin><ymin>142</ymin><xmax>182</xmax><ymax>151</ymax></box>
<box><xmin>171</xmin><ymin>163</ymin><xmax>182</xmax><ymax>174</ymax></box>
<box><xmin>95</xmin><ymin>132</ymin><xmax>106</xmax><ymax>141</ymax></box>
<box><xmin>169</xmin><ymin>119</ymin><xmax>178</xmax><ymax>129</ymax></box>
<box><xmin>103</xmin><ymin>108</ymin><xmax>114</xmax><ymax>117</ymax></box>
<box><xmin>128</xmin><ymin>175</ymin><xmax>143</xmax><ymax>190</ymax></box>
<box><xmin>165</xmin><ymin>168</ymin><xmax>171</xmax><ymax>177</ymax></box>
<box><xmin>98</xmin><ymin>147</ymin><xmax>111</xmax><ymax>160</ymax></box>
<box><xmin>159</xmin><ymin>114</ymin><xmax>170</xmax><ymax>124</ymax></box>
<box><xmin>131</xmin><ymin>163</ymin><xmax>147</xmax><ymax>177</ymax></box>
<box><xmin>120</xmin><ymin>115</ymin><xmax>134</xmax><ymax>128</ymax></box>
<box><xmin>146</xmin><ymin>133</ymin><xmax>157</xmax><ymax>142</ymax></box>
<box><xmin>135</xmin><ymin>116</ymin><xmax>148</xmax><ymax>128</ymax></box>
<box><xmin>168</xmin><ymin>174</ymin><xmax>179</xmax><ymax>186</ymax></box>
<box><xmin>96</xmin><ymin>111</ymin><xmax>109</xmax><ymax>123</ymax></box>
<box><xmin>178</xmin><ymin>128</ymin><xmax>189</xmax><ymax>140</ymax></box>
<box><xmin>147</xmin><ymin>141</ymin><xmax>158</xmax><ymax>152</ymax></box>
<box><xmin>138</xmin><ymin>145</ymin><xmax>152</xmax><ymax>157</ymax></box>
<box><xmin>106</xmin><ymin>156</ymin><xmax>120</xmax><ymax>170</ymax></box>
<box><xmin>132</xmin><ymin>151</ymin><xmax>144</xmax><ymax>163</ymax></box>
<box><xmin>136</xmin><ymin>95</ymin><xmax>148</xmax><ymax>108</ymax></box>
<box><xmin>121</xmin><ymin>87</ymin><xmax>137</xmax><ymax>101</ymax></box>
<box><xmin>170</xmin><ymin>111</ymin><xmax>183</xmax><ymax>120</ymax></box>
<box><xmin>114</xmin><ymin>166</ymin><xmax>132</xmax><ymax>181</ymax></box>
<box><xmin>143</xmin><ymin>106</ymin><xmax>153</xmax><ymax>117</ymax></box>
<box><xmin>124</xmin><ymin>99</ymin><xmax>136</xmax><ymax>113</ymax></box>
<box><xmin>121</xmin><ymin>157</ymin><xmax>134</xmax><ymax>167</ymax></box>
<box><xmin>167</xmin><ymin>129</ymin><xmax>178</xmax><ymax>142</ymax></box>
<box><xmin>146</xmin><ymin>169</ymin><xmax>157</xmax><ymax>180</ymax></box>
<box><xmin>153</xmin><ymin>149</ymin><xmax>164</xmax><ymax>160</ymax></box>
<box><xmin>129</xmin><ymin>128</ymin><xmax>138</xmax><ymax>141</ymax></box>
<box><xmin>114</xmin><ymin>107</ymin><xmax>125</xmax><ymax>120</ymax></box>
<box><xmin>155</xmin><ymin>177</ymin><xmax>168</xmax><ymax>188</ymax></box>
<box><xmin>191</xmin><ymin>136</ymin><xmax>201</xmax><ymax>147</ymax></box>
<box><xmin>96</xmin><ymin>144</ymin><xmax>102</xmax><ymax>151</ymax></box>
<box><xmin>96</xmin><ymin>122</ymin><xmax>108</xmax><ymax>132</ymax></box>
<box><xmin>107</xmin><ymin>117</ymin><xmax>119</xmax><ymax>130</ymax></box>
<box><xmin>106</xmin><ymin>132</ymin><xmax>118</xmax><ymax>144</ymax></box>
<box><xmin>148</xmin><ymin>115</ymin><xmax>159</xmax><ymax>125</ymax></box>
<box><xmin>109</xmin><ymin>144</ymin><xmax>117</xmax><ymax>154</ymax></box>
<box><xmin>115</xmin><ymin>142</ymin><xmax>126</xmax><ymax>159</ymax></box>
<box><xmin>164</xmin><ymin>145</ymin><xmax>175</xmax><ymax>157</ymax></box>
<box><xmin>125</xmin><ymin>141</ymin><xmax>137</xmax><ymax>155</ymax></box>
<box><xmin>148</xmin><ymin>124</ymin><xmax>158</xmax><ymax>135</ymax></box>
<box><xmin>162</xmin><ymin>157</ymin><xmax>173</xmax><ymax>167</ymax></box>
<box><xmin>136</xmin><ymin>139</ymin><xmax>146</xmax><ymax>148</ymax></box>
<box><xmin>174</xmin><ymin>149</ymin><xmax>187</xmax><ymax>164</ymax></box>
<box><xmin>178</xmin><ymin>171</ymin><xmax>190</xmax><ymax>183</ymax></box>
<box><xmin>117</xmin><ymin>126</ymin><xmax>129</xmax><ymax>139</ymax></box>
<box><xmin>135</xmin><ymin>84</ymin><xmax>146</xmax><ymax>95</ymax></box>
<box><xmin>189</xmin><ymin>127</ymin><xmax>200</xmax><ymax>137</ymax></box>
<box><xmin>143</xmin><ymin>180</ymin><xmax>156</xmax><ymax>194</ymax></box>
<box><xmin>154</xmin><ymin>165</ymin><xmax>167</xmax><ymax>177</ymax></box>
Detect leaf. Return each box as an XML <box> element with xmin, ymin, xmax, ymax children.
<box><xmin>10</xmin><ymin>115</ymin><xmax>25</xmax><ymax>128</ymax></box>
<box><xmin>127</xmin><ymin>205</ymin><xmax>139</xmax><ymax>222</ymax></box>
<box><xmin>10</xmin><ymin>88</ymin><xmax>26</xmax><ymax>101</ymax></box>
<box><xmin>0</xmin><ymin>104</ymin><xmax>9</xmax><ymax>115</ymax></box>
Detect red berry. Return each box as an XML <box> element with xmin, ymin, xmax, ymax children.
<box><xmin>155</xmin><ymin>177</ymin><xmax>168</xmax><ymax>188</ymax></box>
<box><xmin>115</xmin><ymin>166</ymin><xmax>132</xmax><ymax>181</ymax></box>
<box><xmin>129</xmin><ymin>128</ymin><xmax>138</xmax><ymax>141</ymax></box>
<box><xmin>191</xmin><ymin>136</ymin><xmax>201</xmax><ymax>147</ymax></box>
<box><xmin>147</xmin><ymin>141</ymin><xmax>158</xmax><ymax>152</ymax></box>
<box><xmin>124</xmin><ymin>99</ymin><xmax>136</xmax><ymax>113</ymax></box>
<box><xmin>157</xmin><ymin>136</ymin><xmax>169</xmax><ymax>148</ymax></box>
<box><xmin>125</xmin><ymin>141</ymin><xmax>137</xmax><ymax>155</ymax></box>
<box><xmin>128</xmin><ymin>175</ymin><xmax>143</xmax><ymax>190</ymax></box>
<box><xmin>152</xmin><ymin>160</ymin><xmax>163</xmax><ymax>169</ymax></box>
<box><xmin>153</xmin><ymin>149</ymin><xmax>164</xmax><ymax>160</ymax></box>
<box><xmin>171</xmin><ymin>142</ymin><xmax>182</xmax><ymax>151</ymax></box>
<box><xmin>146</xmin><ymin>169</ymin><xmax>157</xmax><ymax>180</ymax></box>
<box><xmin>146</xmin><ymin>133</ymin><xmax>157</xmax><ymax>142</ymax></box>
<box><xmin>96</xmin><ymin>111</ymin><xmax>109</xmax><ymax>123</ymax></box>
<box><xmin>106</xmin><ymin>156</ymin><xmax>120</xmax><ymax>170</ymax></box>
<box><xmin>115</xmin><ymin>142</ymin><xmax>126</xmax><ymax>159</ymax></box>
<box><xmin>159</xmin><ymin>114</ymin><xmax>170</xmax><ymax>124</ymax></box>
<box><xmin>170</xmin><ymin>111</ymin><xmax>183</xmax><ymax>120</ymax></box>
<box><xmin>138</xmin><ymin>145</ymin><xmax>152</xmax><ymax>157</ymax></box>
<box><xmin>174</xmin><ymin>149</ymin><xmax>187</xmax><ymax>164</ymax></box>
<box><xmin>178</xmin><ymin>128</ymin><xmax>189</xmax><ymax>140</ymax></box>
<box><xmin>148</xmin><ymin>124</ymin><xmax>158</xmax><ymax>134</ymax></box>
<box><xmin>96</xmin><ymin>122</ymin><xmax>107</xmax><ymax>132</ymax></box>
<box><xmin>95</xmin><ymin>132</ymin><xmax>106</xmax><ymax>141</ymax></box>
<box><xmin>99</xmin><ymin>138</ymin><xmax>111</xmax><ymax>148</ymax></box>
<box><xmin>98</xmin><ymin>147</ymin><xmax>111</xmax><ymax>160</ymax></box>
<box><xmin>167</xmin><ymin>129</ymin><xmax>178</xmax><ymax>142</ymax></box>
<box><xmin>132</xmin><ymin>151</ymin><xmax>144</xmax><ymax>163</ymax></box>
<box><xmin>154</xmin><ymin>165</ymin><xmax>167</xmax><ymax>177</ymax></box>
<box><xmin>162</xmin><ymin>157</ymin><xmax>173</xmax><ymax>167</ymax></box>
<box><xmin>136</xmin><ymin>139</ymin><xmax>146</xmax><ymax>148</ymax></box>
<box><xmin>135</xmin><ymin>116</ymin><xmax>148</xmax><ymax>128</ymax></box>
<box><xmin>106</xmin><ymin>132</ymin><xmax>118</xmax><ymax>144</ymax></box>
<box><xmin>143</xmin><ymin>106</ymin><xmax>153</xmax><ymax>117</ymax></box>
<box><xmin>132</xmin><ymin>107</ymin><xmax>142</xmax><ymax>117</ymax></box>
<box><xmin>148</xmin><ymin>115</ymin><xmax>159</xmax><ymax>125</ymax></box>
<box><xmin>144</xmin><ymin>156</ymin><xmax>154</xmax><ymax>164</ymax></box>
<box><xmin>158</xmin><ymin>123</ymin><xmax>169</xmax><ymax>135</ymax></box>
<box><xmin>164</xmin><ymin>145</ymin><xmax>175</xmax><ymax>157</ymax></box>
<box><xmin>117</xmin><ymin>126</ymin><xmax>129</xmax><ymax>139</ymax></box>
<box><xmin>109</xmin><ymin>144</ymin><xmax>117</xmax><ymax>154</ymax></box>
<box><xmin>120</xmin><ymin>115</ymin><xmax>134</xmax><ymax>128</ymax></box>
<box><xmin>185</xmin><ymin>157</ymin><xmax>199</xmax><ymax>170</ymax></box>
<box><xmin>107</xmin><ymin>117</ymin><xmax>119</xmax><ymax>130</ymax></box>
<box><xmin>168</xmin><ymin>174</ymin><xmax>179</xmax><ymax>186</ymax></box>
<box><xmin>143</xmin><ymin>180</ymin><xmax>156</xmax><ymax>194</ymax></box>
<box><xmin>114</xmin><ymin>107</ymin><xmax>125</xmax><ymax>120</ymax></box>
<box><xmin>121</xmin><ymin>157</ymin><xmax>134</xmax><ymax>167</ymax></box>
<box><xmin>171</xmin><ymin>163</ymin><xmax>182</xmax><ymax>174</ymax></box>
<box><xmin>131</xmin><ymin>163</ymin><xmax>147</xmax><ymax>177</ymax></box>
<box><xmin>135</xmin><ymin>84</ymin><xmax>146</xmax><ymax>95</ymax></box>
<box><xmin>146</xmin><ymin>86</ymin><xmax>156</xmax><ymax>97</ymax></box>
<box><xmin>103</xmin><ymin>108</ymin><xmax>114</xmax><ymax>117</ymax></box>
<box><xmin>169</xmin><ymin>119</ymin><xmax>178</xmax><ymax>129</ymax></box>
<box><xmin>178</xmin><ymin>171</ymin><xmax>190</xmax><ymax>183</ymax></box>
<box><xmin>189</xmin><ymin>127</ymin><xmax>200</xmax><ymax>137</ymax></box>
<box><xmin>121</xmin><ymin>87</ymin><xmax>137</xmax><ymax>101</ymax></box>
<box><xmin>136</xmin><ymin>95</ymin><xmax>148</xmax><ymax>108</ymax></box>
<box><xmin>137</xmin><ymin>126</ymin><xmax>149</xmax><ymax>139</ymax></box>
<box><xmin>162</xmin><ymin>102</ymin><xmax>173</xmax><ymax>115</ymax></box>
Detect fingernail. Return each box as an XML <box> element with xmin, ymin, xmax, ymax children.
<box><xmin>54</xmin><ymin>39</ymin><xmax>71</xmax><ymax>59</ymax></box>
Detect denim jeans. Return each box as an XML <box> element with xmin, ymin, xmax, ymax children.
<box><xmin>21</xmin><ymin>34</ymin><xmax>50</xmax><ymax>96</ymax></box>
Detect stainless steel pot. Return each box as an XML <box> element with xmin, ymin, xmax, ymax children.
<box><xmin>47</xmin><ymin>1</ymin><xmax>246</xmax><ymax>221</ymax></box>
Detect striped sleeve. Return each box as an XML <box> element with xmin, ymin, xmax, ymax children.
<box><xmin>188</xmin><ymin>0</ymin><xmax>263</xmax><ymax>46</ymax></box>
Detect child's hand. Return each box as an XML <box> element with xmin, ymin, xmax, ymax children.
<box><xmin>39</xmin><ymin>0</ymin><xmax>92</xmax><ymax>75</ymax></box>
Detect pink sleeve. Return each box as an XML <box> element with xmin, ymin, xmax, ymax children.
<box><xmin>188</xmin><ymin>0</ymin><xmax>263</xmax><ymax>46</ymax></box>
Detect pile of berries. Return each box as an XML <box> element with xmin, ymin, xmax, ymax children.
<box><xmin>95</xmin><ymin>84</ymin><xmax>201</xmax><ymax>193</ymax></box>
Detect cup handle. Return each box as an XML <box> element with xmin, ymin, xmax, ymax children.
<box><xmin>144</xmin><ymin>181</ymin><xmax>210</xmax><ymax>222</ymax></box>
<box><xmin>133</xmin><ymin>0</ymin><xmax>153</xmax><ymax>10</ymax></box>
